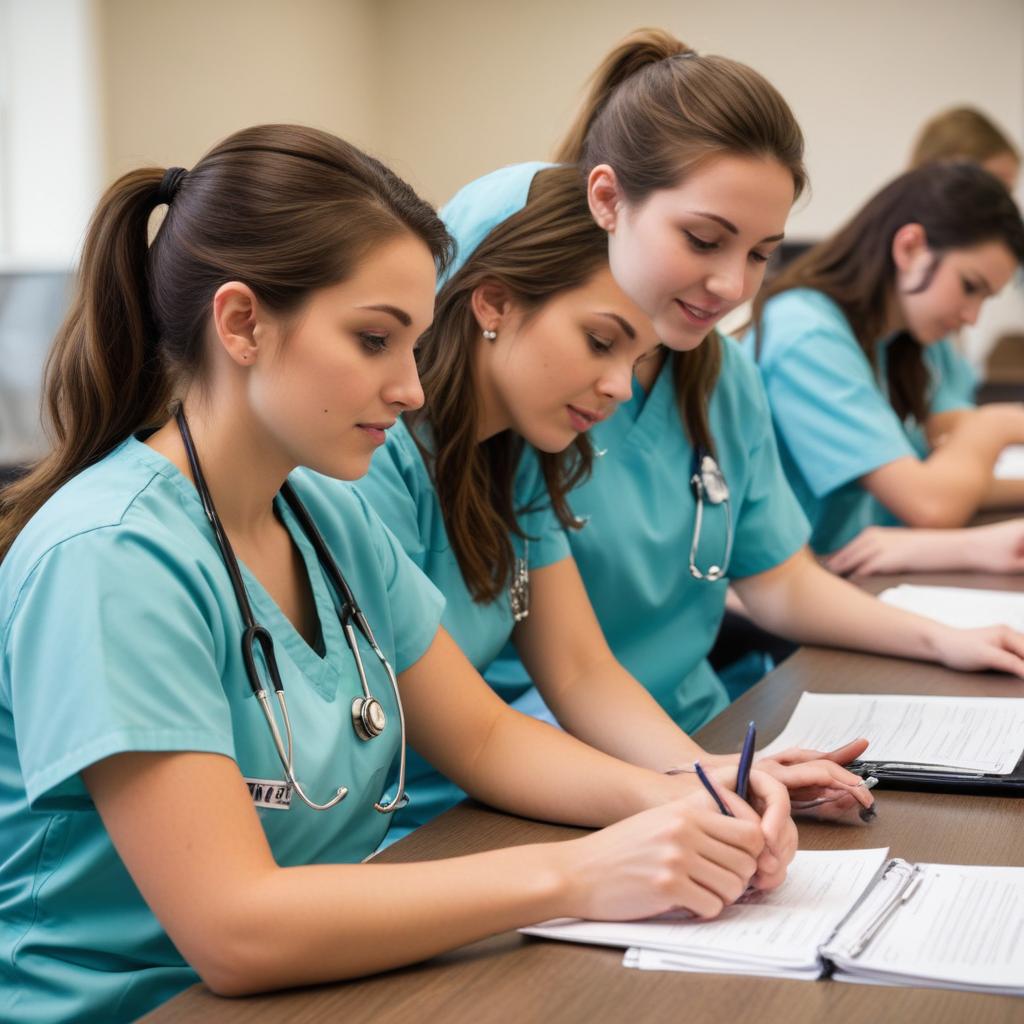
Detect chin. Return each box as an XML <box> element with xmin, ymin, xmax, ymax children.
<box><xmin>519</xmin><ymin>424</ymin><xmax>576</xmax><ymax>454</ymax></box>
<box><xmin>655</xmin><ymin>316</ymin><xmax>713</xmax><ymax>352</ymax></box>
<box><xmin>300</xmin><ymin>453</ymin><xmax>372</xmax><ymax>482</ymax></box>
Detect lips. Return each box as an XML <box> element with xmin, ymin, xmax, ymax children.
<box><xmin>356</xmin><ymin>421</ymin><xmax>395</xmax><ymax>445</ymax></box>
<box><xmin>675</xmin><ymin>298</ymin><xmax>724</xmax><ymax>325</ymax></box>
<box><xmin>567</xmin><ymin>405</ymin><xmax>607</xmax><ymax>432</ymax></box>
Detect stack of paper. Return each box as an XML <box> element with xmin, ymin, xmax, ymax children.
<box><xmin>878</xmin><ymin>584</ymin><xmax>1024</xmax><ymax>630</ymax></box>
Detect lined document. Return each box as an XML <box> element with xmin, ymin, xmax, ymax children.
<box><xmin>826</xmin><ymin>864</ymin><xmax>1024</xmax><ymax>994</ymax></box>
<box><xmin>995</xmin><ymin>444</ymin><xmax>1024</xmax><ymax>480</ymax></box>
<box><xmin>522</xmin><ymin>848</ymin><xmax>890</xmax><ymax>980</ymax></box>
<box><xmin>760</xmin><ymin>692</ymin><xmax>1024</xmax><ymax>774</ymax></box>
<box><xmin>879</xmin><ymin>584</ymin><xmax>1024</xmax><ymax>630</ymax></box>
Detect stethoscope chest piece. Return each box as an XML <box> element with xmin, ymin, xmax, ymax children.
<box><xmin>352</xmin><ymin>695</ymin><xmax>387</xmax><ymax>740</ymax></box>
<box><xmin>689</xmin><ymin>449</ymin><xmax>733</xmax><ymax>583</ymax></box>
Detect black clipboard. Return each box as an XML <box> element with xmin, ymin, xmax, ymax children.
<box><xmin>850</xmin><ymin>753</ymin><xmax>1024</xmax><ymax>796</ymax></box>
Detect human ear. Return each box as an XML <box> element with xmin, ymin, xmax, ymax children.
<box><xmin>470</xmin><ymin>279</ymin><xmax>514</xmax><ymax>333</ymax></box>
<box><xmin>891</xmin><ymin>223</ymin><xmax>929</xmax><ymax>273</ymax></box>
<box><xmin>211</xmin><ymin>282</ymin><xmax>262</xmax><ymax>365</ymax></box>
<box><xmin>587</xmin><ymin>164</ymin><xmax>623</xmax><ymax>233</ymax></box>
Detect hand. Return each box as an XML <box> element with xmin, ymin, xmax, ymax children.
<box><xmin>748</xmin><ymin>739</ymin><xmax>876</xmax><ymax>814</ymax></box>
<box><xmin>696</xmin><ymin>760</ymin><xmax>797</xmax><ymax>890</ymax></box>
<box><xmin>930</xmin><ymin>624</ymin><xmax>1024</xmax><ymax>679</ymax></box>
<box><xmin>824</xmin><ymin>526</ymin><xmax>935</xmax><ymax>576</ymax></box>
<box><xmin>557</xmin><ymin>789</ymin><xmax>764</xmax><ymax>922</ymax></box>
<box><xmin>966</xmin><ymin>520</ymin><xmax>1024</xmax><ymax>574</ymax></box>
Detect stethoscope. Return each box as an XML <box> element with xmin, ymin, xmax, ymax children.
<box><xmin>175</xmin><ymin>407</ymin><xmax>408</xmax><ymax>814</ymax></box>
<box><xmin>689</xmin><ymin>447</ymin><xmax>733</xmax><ymax>582</ymax></box>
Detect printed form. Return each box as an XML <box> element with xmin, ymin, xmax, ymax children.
<box><xmin>760</xmin><ymin>693</ymin><xmax>1024</xmax><ymax>773</ymax></box>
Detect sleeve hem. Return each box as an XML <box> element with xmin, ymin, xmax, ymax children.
<box><xmin>24</xmin><ymin>728</ymin><xmax>236</xmax><ymax>810</ymax></box>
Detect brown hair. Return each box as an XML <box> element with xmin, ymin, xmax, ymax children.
<box><xmin>414</xmin><ymin>166</ymin><xmax>607</xmax><ymax>603</ymax></box>
<box><xmin>752</xmin><ymin>161</ymin><xmax>1024</xmax><ymax>423</ymax></box>
<box><xmin>556</xmin><ymin>28</ymin><xmax>806</xmax><ymax>454</ymax></box>
<box><xmin>910</xmin><ymin>106</ymin><xmax>1021</xmax><ymax>169</ymax></box>
<box><xmin>0</xmin><ymin>124</ymin><xmax>450</xmax><ymax>561</ymax></box>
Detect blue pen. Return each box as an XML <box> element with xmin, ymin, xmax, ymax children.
<box><xmin>693</xmin><ymin>761</ymin><xmax>733</xmax><ymax>817</ymax></box>
<box><xmin>737</xmin><ymin>721</ymin><xmax>757</xmax><ymax>802</ymax></box>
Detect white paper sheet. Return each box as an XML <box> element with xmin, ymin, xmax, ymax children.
<box><xmin>995</xmin><ymin>444</ymin><xmax>1024</xmax><ymax>480</ymax></box>
<box><xmin>760</xmin><ymin>692</ymin><xmax>1024</xmax><ymax>773</ymax></box>
<box><xmin>879</xmin><ymin>583</ymin><xmax>1024</xmax><ymax>630</ymax></box>
<box><xmin>522</xmin><ymin>848</ymin><xmax>890</xmax><ymax>979</ymax></box>
<box><xmin>826</xmin><ymin>864</ymin><xmax>1024</xmax><ymax>994</ymax></box>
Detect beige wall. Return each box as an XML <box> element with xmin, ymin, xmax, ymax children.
<box><xmin>99</xmin><ymin>0</ymin><xmax>383</xmax><ymax>176</ymax></box>
<box><xmin>96</xmin><ymin>0</ymin><xmax>1024</xmax><ymax>241</ymax></box>
<box><xmin>375</xmin><ymin>0</ymin><xmax>1024</xmax><ymax>237</ymax></box>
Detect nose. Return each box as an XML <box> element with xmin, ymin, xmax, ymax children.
<box><xmin>597</xmin><ymin>360</ymin><xmax>634</xmax><ymax>404</ymax></box>
<box><xmin>961</xmin><ymin>298</ymin><xmax>984</xmax><ymax>327</ymax></box>
<box><xmin>383</xmin><ymin>350</ymin><xmax>425</xmax><ymax>411</ymax></box>
<box><xmin>705</xmin><ymin>256</ymin><xmax>747</xmax><ymax>303</ymax></box>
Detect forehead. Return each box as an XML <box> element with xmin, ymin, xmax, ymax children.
<box><xmin>316</xmin><ymin>234</ymin><xmax>437</xmax><ymax>321</ymax></box>
<box><xmin>638</xmin><ymin>154</ymin><xmax>796</xmax><ymax>236</ymax></box>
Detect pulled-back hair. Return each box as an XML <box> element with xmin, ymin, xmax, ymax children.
<box><xmin>752</xmin><ymin>161</ymin><xmax>1024</xmax><ymax>424</ymax></box>
<box><xmin>556</xmin><ymin>28</ymin><xmax>806</xmax><ymax>454</ymax></box>
<box><xmin>910</xmin><ymin>106</ymin><xmax>1021</xmax><ymax>170</ymax></box>
<box><xmin>0</xmin><ymin>124</ymin><xmax>451</xmax><ymax>561</ymax></box>
<box><xmin>415</xmin><ymin>166</ymin><xmax>606</xmax><ymax>603</ymax></box>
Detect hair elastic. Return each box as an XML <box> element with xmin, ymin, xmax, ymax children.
<box><xmin>156</xmin><ymin>166</ymin><xmax>188</xmax><ymax>206</ymax></box>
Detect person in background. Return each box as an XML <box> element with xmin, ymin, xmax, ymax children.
<box><xmin>748</xmin><ymin>161</ymin><xmax>1024</xmax><ymax>556</ymax></box>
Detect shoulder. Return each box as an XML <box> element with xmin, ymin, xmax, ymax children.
<box><xmin>1</xmin><ymin>442</ymin><xmax>224</xmax><ymax>645</ymax></box>
<box><xmin>758</xmin><ymin>288</ymin><xmax>856</xmax><ymax>359</ymax></box>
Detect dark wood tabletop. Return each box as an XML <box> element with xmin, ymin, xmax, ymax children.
<box><xmin>143</xmin><ymin>614</ymin><xmax>1024</xmax><ymax>1024</ymax></box>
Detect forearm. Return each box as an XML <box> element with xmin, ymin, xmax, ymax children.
<box><xmin>537</xmin><ymin>655</ymin><xmax>705</xmax><ymax>771</ymax></box>
<box><xmin>454</xmin><ymin>701</ymin><xmax>694</xmax><ymax>825</ymax></box>
<box><xmin>738</xmin><ymin>551</ymin><xmax>941</xmax><ymax>661</ymax></box>
<box><xmin>202</xmin><ymin>839</ymin><xmax>574</xmax><ymax>995</ymax></box>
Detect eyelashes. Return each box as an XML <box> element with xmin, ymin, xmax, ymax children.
<box><xmin>359</xmin><ymin>332</ymin><xmax>389</xmax><ymax>354</ymax></box>
<box><xmin>684</xmin><ymin>230</ymin><xmax>772</xmax><ymax>264</ymax></box>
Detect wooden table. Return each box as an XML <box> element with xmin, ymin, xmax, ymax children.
<box><xmin>144</xmin><ymin>636</ymin><xmax>1024</xmax><ymax>1024</ymax></box>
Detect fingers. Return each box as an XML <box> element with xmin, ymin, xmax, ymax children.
<box><xmin>743</xmin><ymin>770</ymin><xmax>793</xmax><ymax>875</ymax></box>
<box><xmin>766</xmin><ymin>762</ymin><xmax>874</xmax><ymax>805</ymax></box>
<box><xmin>824</xmin><ymin>738</ymin><xmax>870</xmax><ymax>764</ymax></box>
<box><xmin>763</xmin><ymin>740</ymin><xmax>866</xmax><ymax>767</ymax></box>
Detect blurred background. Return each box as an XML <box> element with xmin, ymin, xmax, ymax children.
<box><xmin>1</xmin><ymin>0</ymin><xmax>1021</xmax><ymax>468</ymax></box>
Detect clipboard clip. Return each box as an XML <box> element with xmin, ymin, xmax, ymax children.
<box><xmin>848</xmin><ymin>862</ymin><xmax>924</xmax><ymax>958</ymax></box>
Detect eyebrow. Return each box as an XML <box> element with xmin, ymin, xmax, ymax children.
<box><xmin>595</xmin><ymin>311</ymin><xmax>636</xmax><ymax>340</ymax></box>
<box><xmin>689</xmin><ymin>211</ymin><xmax>785</xmax><ymax>244</ymax></box>
<box><xmin>356</xmin><ymin>303</ymin><xmax>412</xmax><ymax>326</ymax></box>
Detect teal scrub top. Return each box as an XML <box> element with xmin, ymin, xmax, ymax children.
<box><xmin>0</xmin><ymin>437</ymin><xmax>443</xmax><ymax>1024</ymax></box>
<box><xmin>749</xmin><ymin>288</ymin><xmax>968</xmax><ymax>553</ymax></box>
<box><xmin>354</xmin><ymin>418</ymin><xmax>570</xmax><ymax>832</ymax></box>
<box><xmin>491</xmin><ymin>336</ymin><xmax>810</xmax><ymax>735</ymax></box>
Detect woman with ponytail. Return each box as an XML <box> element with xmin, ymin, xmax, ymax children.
<box><xmin>0</xmin><ymin>124</ymin><xmax>810</xmax><ymax>1022</ymax></box>
<box><xmin>355</xmin><ymin>162</ymin><xmax>874</xmax><ymax>839</ymax></box>
<box><xmin>431</xmin><ymin>30</ymin><xmax>1024</xmax><ymax>764</ymax></box>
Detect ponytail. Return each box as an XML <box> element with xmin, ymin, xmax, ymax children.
<box><xmin>555</xmin><ymin>28</ymin><xmax>691</xmax><ymax>165</ymax></box>
<box><xmin>0</xmin><ymin>169</ymin><xmax>172</xmax><ymax>560</ymax></box>
<box><xmin>0</xmin><ymin>124</ymin><xmax>450</xmax><ymax>562</ymax></box>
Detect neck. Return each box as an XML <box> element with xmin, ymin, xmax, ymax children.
<box><xmin>633</xmin><ymin>347</ymin><xmax>668</xmax><ymax>393</ymax></box>
<box><xmin>880</xmin><ymin>285</ymin><xmax>907</xmax><ymax>337</ymax></box>
<box><xmin>471</xmin><ymin>341</ymin><xmax>512</xmax><ymax>443</ymax></box>
<box><xmin>146</xmin><ymin>385</ymin><xmax>292</xmax><ymax>539</ymax></box>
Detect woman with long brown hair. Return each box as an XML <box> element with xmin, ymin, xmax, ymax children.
<box><xmin>0</xmin><ymin>124</ymin><xmax>809</xmax><ymax>1022</ymax></box>
<box><xmin>749</xmin><ymin>160</ymin><xmax>1024</xmax><ymax>555</ymax></box>
<box><xmin>354</xmin><ymin>159</ymin><xmax>879</xmax><ymax>838</ymax></box>
<box><xmin>456</xmin><ymin>31</ymin><xmax>1024</xmax><ymax>780</ymax></box>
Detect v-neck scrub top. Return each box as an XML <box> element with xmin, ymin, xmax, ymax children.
<box><xmin>0</xmin><ymin>438</ymin><xmax>443</xmax><ymax>1023</ymax></box>
<box><xmin>750</xmin><ymin>288</ymin><xmax>971</xmax><ymax>553</ymax></box>
<box><xmin>354</xmin><ymin>418</ymin><xmax>570</xmax><ymax>833</ymax></box>
<box><xmin>549</xmin><ymin>335</ymin><xmax>809</xmax><ymax>733</ymax></box>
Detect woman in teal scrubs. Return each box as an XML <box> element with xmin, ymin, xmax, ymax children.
<box><xmin>749</xmin><ymin>161</ymin><xmax>1024</xmax><ymax>555</ymax></box>
<box><xmin>0</xmin><ymin>125</ymin><xmax>809</xmax><ymax>1023</ymax></box>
